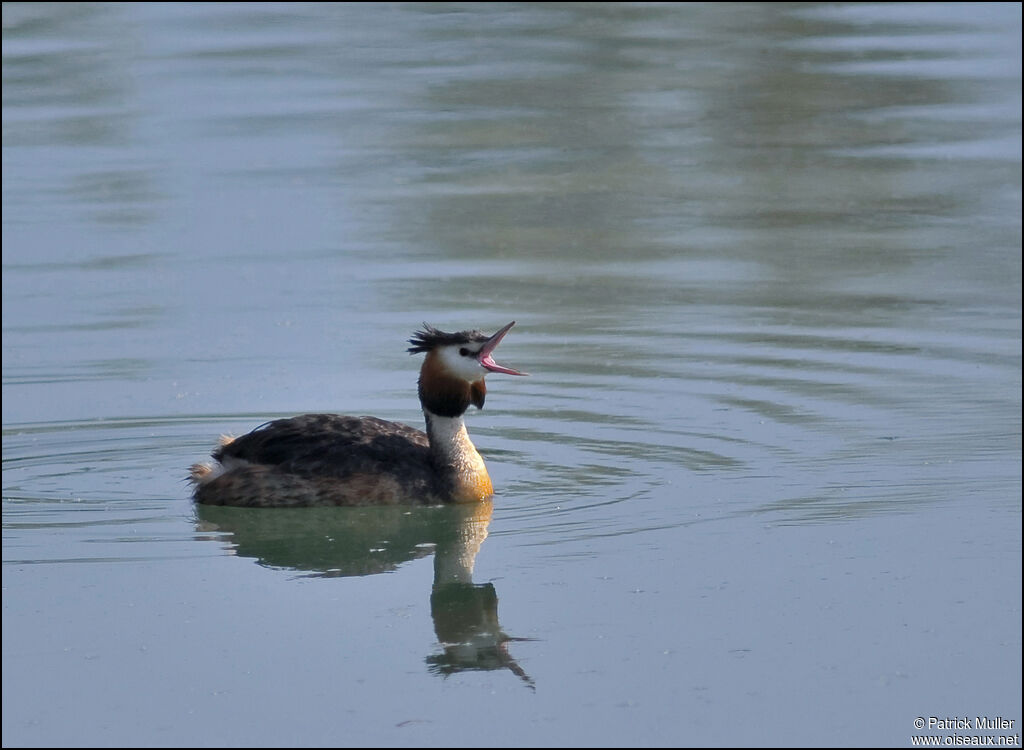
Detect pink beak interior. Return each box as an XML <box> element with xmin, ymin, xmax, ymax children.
<box><xmin>478</xmin><ymin>321</ymin><xmax>527</xmax><ymax>376</ymax></box>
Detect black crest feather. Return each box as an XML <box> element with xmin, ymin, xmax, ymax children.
<box><xmin>408</xmin><ymin>324</ymin><xmax>487</xmax><ymax>354</ymax></box>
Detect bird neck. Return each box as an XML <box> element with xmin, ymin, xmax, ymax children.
<box><xmin>424</xmin><ymin>411</ymin><xmax>493</xmax><ymax>503</ymax></box>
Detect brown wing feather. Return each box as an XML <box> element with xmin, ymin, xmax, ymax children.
<box><xmin>215</xmin><ymin>414</ymin><xmax>432</xmax><ymax>480</ymax></box>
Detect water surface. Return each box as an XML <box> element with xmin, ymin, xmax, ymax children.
<box><xmin>3</xmin><ymin>3</ymin><xmax>1021</xmax><ymax>747</ymax></box>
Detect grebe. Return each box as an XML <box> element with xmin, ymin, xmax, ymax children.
<box><xmin>189</xmin><ymin>321</ymin><xmax>526</xmax><ymax>507</ymax></box>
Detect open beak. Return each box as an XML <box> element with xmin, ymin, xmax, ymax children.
<box><xmin>478</xmin><ymin>321</ymin><xmax>528</xmax><ymax>376</ymax></box>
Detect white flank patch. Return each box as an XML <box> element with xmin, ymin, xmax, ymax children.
<box><xmin>192</xmin><ymin>455</ymin><xmax>250</xmax><ymax>484</ymax></box>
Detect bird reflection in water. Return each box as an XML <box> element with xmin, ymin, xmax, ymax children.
<box><xmin>194</xmin><ymin>498</ymin><xmax>533</xmax><ymax>688</ymax></box>
<box><xmin>427</xmin><ymin>580</ymin><xmax>533</xmax><ymax>688</ymax></box>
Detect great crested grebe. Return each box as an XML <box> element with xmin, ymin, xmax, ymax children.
<box><xmin>189</xmin><ymin>321</ymin><xmax>526</xmax><ymax>507</ymax></box>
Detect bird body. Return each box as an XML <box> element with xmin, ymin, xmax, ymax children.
<box><xmin>190</xmin><ymin>322</ymin><xmax>524</xmax><ymax>507</ymax></box>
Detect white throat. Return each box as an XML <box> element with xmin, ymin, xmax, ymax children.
<box><xmin>423</xmin><ymin>411</ymin><xmax>493</xmax><ymax>502</ymax></box>
<box><xmin>423</xmin><ymin>411</ymin><xmax>485</xmax><ymax>471</ymax></box>
<box><xmin>424</xmin><ymin>412</ymin><xmax>469</xmax><ymax>458</ymax></box>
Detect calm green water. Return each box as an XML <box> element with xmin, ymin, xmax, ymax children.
<box><xmin>3</xmin><ymin>3</ymin><xmax>1021</xmax><ymax>747</ymax></box>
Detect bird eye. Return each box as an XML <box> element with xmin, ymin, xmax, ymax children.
<box><xmin>459</xmin><ymin>347</ymin><xmax>471</xmax><ymax>357</ymax></box>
